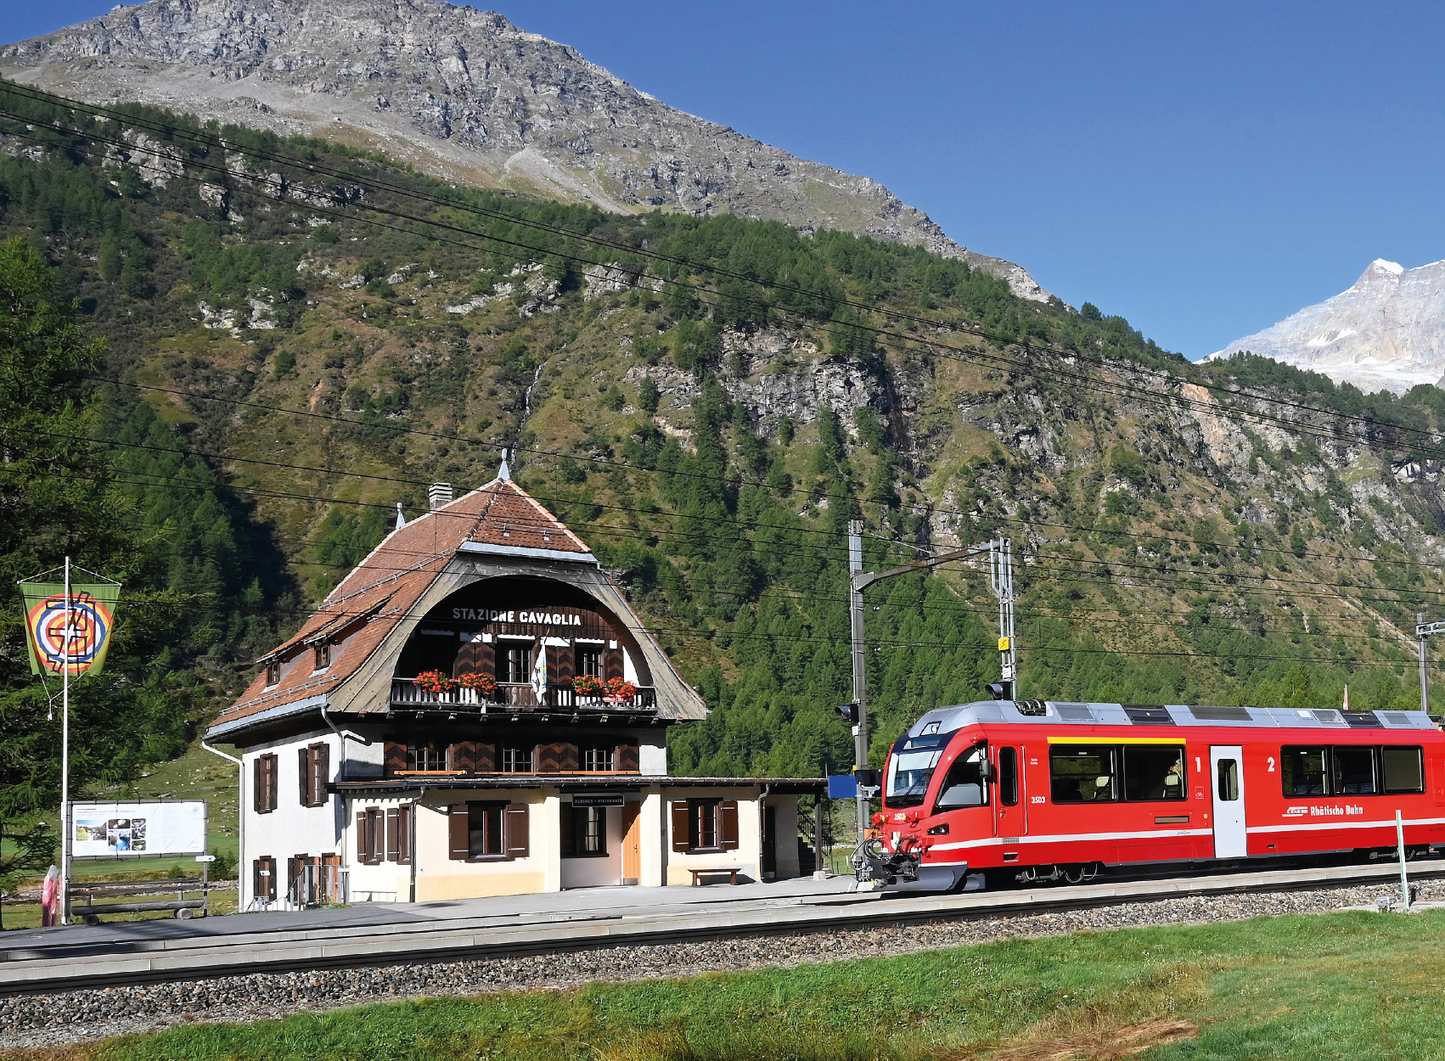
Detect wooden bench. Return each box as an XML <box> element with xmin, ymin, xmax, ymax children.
<box><xmin>688</xmin><ymin>866</ymin><xmax>742</xmax><ymax>886</ymax></box>
<box><xmin>68</xmin><ymin>878</ymin><xmax>208</xmax><ymax>925</ymax></box>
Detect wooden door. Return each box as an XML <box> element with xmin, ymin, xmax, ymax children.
<box><xmin>620</xmin><ymin>802</ymin><xmax>642</xmax><ymax>884</ymax></box>
<box><xmin>321</xmin><ymin>853</ymin><xmax>343</xmax><ymax>904</ymax></box>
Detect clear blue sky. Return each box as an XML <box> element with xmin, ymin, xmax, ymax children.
<box><xmin>3</xmin><ymin>1</ymin><xmax>1442</xmax><ymax>359</ymax></box>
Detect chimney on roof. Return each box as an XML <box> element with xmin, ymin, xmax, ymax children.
<box><xmin>499</xmin><ymin>448</ymin><xmax>512</xmax><ymax>481</ymax></box>
<box><xmin>395</xmin><ymin>502</ymin><xmax>406</xmax><ymax>530</ymax></box>
<box><xmin>428</xmin><ymin>482</ymin><xmax>453</xmax><ymax>510</ymax></box>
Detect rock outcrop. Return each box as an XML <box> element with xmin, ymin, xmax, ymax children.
<box><xmin>0</xmin><ymin>0</ymin><xmax>1051</xmax><ymax>300</ymax></box>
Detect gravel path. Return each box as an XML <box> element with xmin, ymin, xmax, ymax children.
<box><xmin>3</xmin><ymin>878</ymin><xmax>1439</xmax><ymax>1051</ymax></box>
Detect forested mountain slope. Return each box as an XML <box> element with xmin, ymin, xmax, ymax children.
<box><xmin>5</xmin><ymin>80</ymin><xmax>1445</xmax><ymax>818</ymax></box>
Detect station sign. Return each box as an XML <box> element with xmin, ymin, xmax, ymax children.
<box><xmin>571</xmin><ymin>793</ymin><xmax>626</xmax><ymax>807</ymax></box>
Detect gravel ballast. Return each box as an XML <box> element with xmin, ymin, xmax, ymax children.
<box><xmin>3</xmin><ymin>879</ymin><xmax>1440</xmax><ymax>1050</ymax></box>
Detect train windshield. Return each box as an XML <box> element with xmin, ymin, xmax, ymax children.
<box><xmin>885</xmin><ymin>729</ymin><xmax>958</xmax><ymax>807</ymax></box>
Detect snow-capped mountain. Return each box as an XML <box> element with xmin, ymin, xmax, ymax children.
<box><xmin>1209</xmin><ymin>259</ymin><xmax>1445</xmax><ymax>393</ymax></box>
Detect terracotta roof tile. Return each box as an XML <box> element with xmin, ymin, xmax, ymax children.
<box><xmin>213</xmin><ymin>479</ymin><xmax>593</xmax><ymax>730</ymax></box>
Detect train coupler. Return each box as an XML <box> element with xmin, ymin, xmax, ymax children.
<box><xmin>852</xmin><ymin>838</ymin><xmax>922</xmax><ymax>888</ymax></box>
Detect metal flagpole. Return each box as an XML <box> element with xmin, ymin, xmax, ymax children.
<box><xmin>60</xmin><ymin>556</ymin><xmax>72</xmax><ymax>926</ymax></box>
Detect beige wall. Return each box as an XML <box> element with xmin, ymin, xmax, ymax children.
<box><xmin>662</xmin><ymin>788</ymin><xmax>763</xmax><ymax>886</ymax></box>
<box><xmin>406</xmin><ymin>788</ymin><xmax>560</xmax><ymax>900</ymax></box>
<box><xmin>341</xmin><ymin>786</ymin><xmax>806</xmax><ymax>899</ymax></box>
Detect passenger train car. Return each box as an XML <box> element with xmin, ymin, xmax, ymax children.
<box><xmin>859</xmin><ymin>698</ymin><xmax>1445</xmax><ymax>891</ymax></box>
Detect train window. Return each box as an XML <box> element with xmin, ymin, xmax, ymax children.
<box><xmin>1123</xmin><ymin>745</ymin><xmax>1187</xmax><ymax>801</ymax></box>
<box><xmin>1280</xmin><ymin>746</ymin><xmax>1327</xmax><ymax>796</ymax></box>
<box><xmin>935</xmin><ymin>744</ymin><xmax>990</xmax><ymax>810</ymax></box>
<box><xmin>1049</xmin><ymin>745</ymin><xmax>1117</xmax><ymax>803</ymax></box>
<box><xmin>885</xmin><ymin>730</ymin><xmax>956</xmax><ymax>808</ymax></box>
<box><xmin>1332</xmin><ymin>746</ymin><xmax>1377</xmax><ymax>795</ymax></box>
<box><xmin>1382</xmin><ymin>746</ymin><xmax>1425</xmax><ymax>794</ymax></box>
<box><xmin>999</xmin><ymin>747</ymin><xmax>1019</xmax><ymax>807</ymax></box>
<box><xmin>1216</xmin><ymin>758</ymin><xmax>1240</xmax><ymax>801</ymax></box>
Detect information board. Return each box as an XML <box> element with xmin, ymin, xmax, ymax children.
<box><xmin>69</xmin><ymin>800</ymin><xmax>207</xmax><ymax>859</ymax></box>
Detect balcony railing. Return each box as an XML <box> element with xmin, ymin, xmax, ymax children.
<box><xmin>390</xmin><ymin>679</ymin><xmax>657</xmax><ymax>712</ymax></box>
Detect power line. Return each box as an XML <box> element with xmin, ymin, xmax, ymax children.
<box><xmin>4</xmin><ymin>97</ymin><xmax>1439</xmax><ymax>582</ymax></box>
<box><xmin>7</xmin><ymin>84</ymin><xmax>1443</xmax><ymax>469</ymax></box>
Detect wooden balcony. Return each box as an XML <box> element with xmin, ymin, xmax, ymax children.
<box><xmin>389</xmin><ymin>679</ymin><xmax>657</xmax><ymax>713</ymax></box>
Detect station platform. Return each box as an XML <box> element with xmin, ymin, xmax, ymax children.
<box><xmin>4</xmin><ymin>860</ymin><xmax>1441</xmax><ymax>994</ymax></box>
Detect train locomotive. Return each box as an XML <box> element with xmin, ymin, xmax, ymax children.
<box><xmin>855</xmin><ymin>697</ymin><xmax>1445</xmax><ymax>891</ymax></box>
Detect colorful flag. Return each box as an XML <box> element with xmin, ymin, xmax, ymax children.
<box><xmin>20</xmin><ymin>583</ymin><xmax>120</xmax><ymax>678</ymax></box>
<box><xmin>530</xmin><ymin>636</ymin><xmax>548</xmax><ymax>703</ymax></box>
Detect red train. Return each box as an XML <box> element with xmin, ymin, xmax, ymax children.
<box><xmin>858</xmin><ymin>698</ymin><xmax>1445</xmax><ymax>891</ymax></box>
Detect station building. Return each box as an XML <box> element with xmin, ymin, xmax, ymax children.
<box><xmin>209</xmin><ymin>472</ymin><xmax>820</xmax><ymax>907</ymax></box>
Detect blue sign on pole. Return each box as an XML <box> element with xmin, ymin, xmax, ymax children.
<box><xmin>827</xmin><ymin>773</ymin><xmax>858</xmax><ymax>799</ymax></box>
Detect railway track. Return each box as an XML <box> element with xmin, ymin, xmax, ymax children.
<box><xmin>3</xmin><ymin>858</ymin><xmax>1440</xmax><ymax>997</ymax></box>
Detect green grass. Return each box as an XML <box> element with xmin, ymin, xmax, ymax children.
<box><xmin>22</xmin><ymin>908</ymin><xmax>1445</xmax><ymax>1061</ymax></box>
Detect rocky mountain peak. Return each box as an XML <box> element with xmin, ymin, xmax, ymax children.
<box><xmin>0</xmin><ymin>0</ymin><xmax>1051</xmax><ymax>300</ymax></box>
<box><xmin>1357</xmin><ymin>258</ymin><xmax>1406</xmax><ymax>286</ymax></box>
<box><xmin>1209</xmin><ymin>257</ymin><xmax>1445</xmax><ymax>394</ymax></box>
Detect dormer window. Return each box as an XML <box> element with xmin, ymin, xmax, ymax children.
<box><xmin>313</xmin><ymin>640</ymin><xmax>331</xmax><ymax>671</ymax></box>
<box><xmin>265</xmin><ymin>659</ymin><xmax>281</xmax><ymax>687</ymax></box>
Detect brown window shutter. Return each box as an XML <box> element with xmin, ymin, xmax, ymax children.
<box><xmin>369</xmin><ymin>809</ymin><xmax>385</xmax><ymax>865</ymax></box>
<box><xmin>559</xmin><ymin>742</ymin><xmax>578</xmax><ymax>772</ymax></box>
<box><xmin>616</xmin><ymin>743</ymin><xmax>639</xmax><ymax>773</ymax></box>
<box><xmin>473</xmin><ymin>741</ymin><xmax>497</xmax><ymax>773</ymax></box>
<box><xmin>559</xmin><ymin>802</ymin><xmax>575</xmax><ymax>856</ymax></box>
<box><xmin>504</xmin><ymin>803</ymin><xmax>530</xmax><ymax>859</ymax></box>
<box><xmin>447</xmin><ymin>741</ymin><xmax>474</xmax><ymax>773</ymax></box>
<box><xmin>356</xmin><ymin>812</ymin><xmax>369</xmax><ymax>863</ymax></box>
<box><xmin>604</xmin><ymin>647</ymin><xmax>623</xmax><ymax>682</ymax></box>
<box><xmin>384</xmin><ymin>740</ymin><xmax>406</xmax><ymax>777</ymax></box>
<box><xmin>316</xmin><ymin>743</ymin><xmax>330</xmax><ymax>804</ymax></box>
<box><xmin>538</xmin><ymin>742</ymin><xmax>562</xmax><ymax>772</ymax></box>
<box><xmin>719</xmin><ymin>800</ymin><xmax>740</xmax><ymax>850</ymax></box>
<box><xmin>298</xmin><ymin>747</ymin><xmax>311</xmax><ymax>806</ymax></box>
<box><xmin>397</xmin><ymin>805</ymin><xmax>412</xmax><ymax>866</ymax></box>
<box><xmin>454</xmin><ymin>639</ymin><xmax>477</xmax><ymax>678</ymax></box>
<box><xmin>449</xmin><ymin>804</ymin><xmax>470</xmax><ymax>860</ymax></box>
<box><xmin>252</xmin><ymin>857</ymin><xmax>263</xmax><ymax>900</ymax></box>
<box><xmin>670</xmin><ymin>801</ymin><xmax>691</xmax><ymax>852</ymax></box>
<box><xmin>479</xmin><ymin>642</ymin><xmax>495</xmax><ymax>679</ymax></box>
<box><xmin>267</xmin><ymin>755</ymin><xmax>278</xmax><ymax>811</ymax></box>
<box><xmin>257</xmin><ymin>754</ymin><xmax>277</xmax><ymax>813</ymax></box>
<box><xmin>252</xmin><ymin>757</ymin><xmax>263</xmax><ymax>813</ymax></box>
<box><xmin>553</xmin><ymin>642</ymin><xmax>574</xmax><ymax>685</ymax></box>
<box><xmin>385</xmin><ymin>808</ymin><xmax>400</xmax><ymax>862</ymax></box>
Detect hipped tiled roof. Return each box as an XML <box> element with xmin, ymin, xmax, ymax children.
<box><xmin>212</xmin><ymin>479</ymin><xmax>593</xmax><ymax>730</ymax></box>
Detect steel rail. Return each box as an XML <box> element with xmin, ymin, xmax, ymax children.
<box><xmin>2</xmin><ymin>858</ymin><xmax>1439</xmax><ymax>997</ymax></box>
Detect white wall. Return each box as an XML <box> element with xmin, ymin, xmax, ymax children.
<box><xmin>771</xmin><ymin>798</ymin><xmax>801</xmax><ymax>878</ymax></box>
<box><xmin>239</xmin><ymin>729</ymin><xmax>343</xmax><ymax>909</ymax></box>
<box><xmin>639</xmin><ymin>739</ymin><xmax>667</xmax><ymax>776</ymax></box>
<box><xmin>559</xmin><ymin>804</ymin><xmax>623</xmax><ymax>888</ymax></box>
<box><xmin>346</xmin><ymin>795</ymin><xmax>414</xmax><ymax>902</ymax></box>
